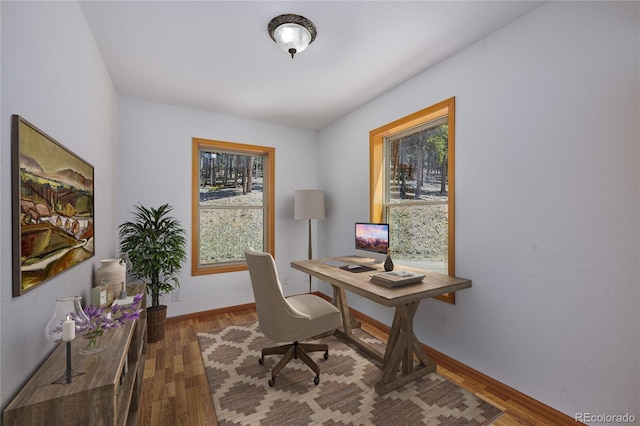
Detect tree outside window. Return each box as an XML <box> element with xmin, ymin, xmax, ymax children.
<box><xmin>386</xmin><ymin>119</ymin><xmax>449</xmax><ymax>273</ymax></box>
<box><xmin>192</xmin><ymin>138</ymin><xmax>274</xmax><ymax>275</ymax></box>
<box><xmin>370</xmin><ymin>97</ymin><xmax>456</xmax><ymax>303</ymax></box>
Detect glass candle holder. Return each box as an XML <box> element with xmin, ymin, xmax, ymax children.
<box><xmin>45</xmin><ymin>296</ymin><xmax>89</xmax><ymax>343</ymax></box>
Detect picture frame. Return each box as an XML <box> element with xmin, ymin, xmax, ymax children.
<box><xmin>11</xmin><ymin>115</ymin><xmax>95</xmax><ymax>296</ymax></box>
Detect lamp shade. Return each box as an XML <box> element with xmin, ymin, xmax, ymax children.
<box><xmin>294</xmin><ymin>190</ymin><xmax>325</xmax><ymax>220</ymax></box>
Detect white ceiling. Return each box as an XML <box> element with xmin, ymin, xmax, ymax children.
<box><xmin>80</xmin><ymin>1</ymin><xmax>544</xmax><ymax>131</ymax></box>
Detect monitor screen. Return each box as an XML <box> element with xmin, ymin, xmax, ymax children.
<box><xmin>355</xmin><ymin>222</ymin><xmax>389</xmax><ymax>255</ymax></box>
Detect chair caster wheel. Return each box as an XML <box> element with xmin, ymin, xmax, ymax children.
<box><xmin>314</xmin><ymin>375</ymin><xmax>320</xmax><ymax>385</ymax></box>
<box><xmin>324</xmin><ymin>351</ymin><xmax>329</xmax><ymax>360</ymax></box>
<box><xmin>268</xmin><ymin>378</ymin><xmax>275</xmax><ymax>387</ymax></box>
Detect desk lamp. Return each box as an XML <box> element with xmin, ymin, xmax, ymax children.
<box><xmin>294</xmin><ymin>190</ymin><xmax>325</xmax><ymax>293</ymax></box>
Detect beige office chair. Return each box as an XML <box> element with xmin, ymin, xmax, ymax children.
<box><xmin>244</xmin><ymin>247</ymin><xmax>342</xmax><ymax>386</ymax></box>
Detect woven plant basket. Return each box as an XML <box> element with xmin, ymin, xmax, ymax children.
<box><xmin>147</xmin><ymin>305</ymin><xmax>167</xmax><ymax>343</ymax></box>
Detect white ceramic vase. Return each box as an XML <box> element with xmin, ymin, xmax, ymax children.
<box><xmin>94</xmin><ymin>258</ymin><xmax>126</xmax><ymax>288</ymax></box>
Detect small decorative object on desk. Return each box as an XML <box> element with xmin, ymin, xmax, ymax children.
<box><xmin>370</xmin><ymin>270</ymin><xmax>425</xmax><ymax>287</ymax></box>
<box><xmin>80</xmin><ymin>329</ymin><xmax>107</xmax><ymax>355</ymax></box>
<box><xmin>384</xmin><ymin>249</ymin><xmax>394</xmax><ymax>272</ymax></box>
<box><xmin>91</xmin><ymin>281</ymin><xmax>109</xmax><ymax>308</ymax></box>
<box><xmin>94</xmin><ymin>258</ymin><xmax>126</xmax><ymax>288</ymax></box>
<box><xmin>118</xmin><ymin>252</ymin><xmax>133</xmax><ymax>298</ymax></box>
<box><xmin>118</xmin><ymin>251</ymin><xmax>133</xmax><ymax>280</ymax></box>
<box><xmin>45</xmin><ymin>296</ymin><xmax>90</xmax><ymax>342</ymax></box>
<box><xmin>75</xmin><ymin>293</ymin><xmax>143</xmax><ymax>355</ymax></box>
<box><xmin>45</xmin><ymin>297</ymin><xmax>90</xmax><ymax>383</ymax></box>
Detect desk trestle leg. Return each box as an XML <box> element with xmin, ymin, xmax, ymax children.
<box><xmin>332</xmin><ymin>286</ymin><xmax>360</xmax><ymax>332</ymax></box>
<box><xmin>375</xmin><ymin>301</ymin><xmax>436</xmax><ymax>395</ymax></box>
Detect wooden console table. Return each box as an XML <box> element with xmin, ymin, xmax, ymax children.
<box><xmin>3</xmin><ymin>284</ymin><xmax>146</xmax><ymax>426</ymax></box>
<box><xmin>291</xmin><ymin>256</ymin><xmax>471</xmax><ymax>395</ymax></box>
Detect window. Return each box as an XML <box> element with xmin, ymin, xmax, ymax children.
<box><xmin>192</xmin><ymin>138</ymin><xmax>274</xmax><ymax>275</ymax></box>
<box><xmin>370</xmin><ymin>97</ymin><xmax>456</xmax><ymax>303</ymax></box>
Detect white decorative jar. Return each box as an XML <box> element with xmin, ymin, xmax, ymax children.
<box><xmin>94</xmin><ymin>258</ymin><xmax>126</xmax><ymax>288</ymax></box>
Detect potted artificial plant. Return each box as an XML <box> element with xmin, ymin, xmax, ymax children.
<box><xmin>118</xmin><ymin>204</ymin><xmax>187</xmax><ymax>342</ymax></box>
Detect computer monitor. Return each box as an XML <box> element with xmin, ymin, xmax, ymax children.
<box><xmin>354</xmin><ymin>222</ymin><xmax>389</xmax><ymax>263</ymax></box>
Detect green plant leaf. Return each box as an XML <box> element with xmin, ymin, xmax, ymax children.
<box><xmin>118</xmin><ymin>204</ymin><xmax>187</xmax><ymax>307</ymax></box>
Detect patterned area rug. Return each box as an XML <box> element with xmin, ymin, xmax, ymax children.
<box><xmin>198</xmin><ymin>322</ymin><xmax>502</xmax><ymax>425</ymax></box>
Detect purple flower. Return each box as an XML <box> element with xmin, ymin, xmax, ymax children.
<box><xmin>76</xmin><ymin>293</ymin><xmax>142</xmax><ymax>336</ymax></box>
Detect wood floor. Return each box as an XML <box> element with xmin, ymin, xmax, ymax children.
<box><xmin>137</xmin><ymin>306</ymin><xmax>575</xmax><ymax>426</ymax></box>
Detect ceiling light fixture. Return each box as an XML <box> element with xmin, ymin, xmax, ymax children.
<box><xmin>268</xmin><ymin>14</ymin><xmax>317</xmax><ymax>59</ymax></box>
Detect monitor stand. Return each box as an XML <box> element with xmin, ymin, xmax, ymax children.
<box><xmin>353</xmin><ymin>250</ymin><xmax>386</xmax><ymax>264</ymax></box>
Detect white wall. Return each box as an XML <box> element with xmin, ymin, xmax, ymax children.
<box><xmin>0</xmin><ymin>1</ymin><xmax>118</xmax><ymax>410</ymax></box>
<box><xmin>117</xmin><ymin>99</ymin><xmax>321</xmax><ymax>316</ymax></box>
<box><xmin>317</xmin><ymin>1</ymin><xmax>639</xmax><ymax>420</ymax></box>
<box><xmin>1</xmin><ymin>0</ymin><xmax>637</xmax><ymax>422</ymax></box>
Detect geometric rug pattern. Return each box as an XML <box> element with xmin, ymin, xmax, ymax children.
<box><xmin>198</xmin><ymin>322</ymin><xmax>502</xmax><ymax>425</ymax></box>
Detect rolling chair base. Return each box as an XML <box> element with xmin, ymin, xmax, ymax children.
<box><xmin>259</xmin><ymin>341</ymin><xmax>329</xmax><ymax>386</ymax></box>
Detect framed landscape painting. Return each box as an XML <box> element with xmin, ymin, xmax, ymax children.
<box><xmin>11</xmin><ymin>115</ymin><xmax>95</xmax><ymax>296</ymax></box>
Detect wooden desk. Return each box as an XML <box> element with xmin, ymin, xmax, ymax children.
<box><xmin>291</xmin><ymin>256</ymin><xmax>471</xmax><ymax>395</ymax></box>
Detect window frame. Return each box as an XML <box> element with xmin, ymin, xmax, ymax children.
<box><xmin>191</xmin><ymin>138</ymin><xmax>275</xmax><ymax>276</ymax></box>
<box><xmin>369</xmin><ymin>97</ymin><xmax>456</xmax><ymax>304</ymax></box>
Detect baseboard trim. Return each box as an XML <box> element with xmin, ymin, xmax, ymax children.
<box><xmin>166</xmin><ymin>302</ymin><xmax>256</xmax><ymax>323</ymax></box>
<box><xmin>176</xmin><ymin>295</ymin><xmax>576</xmax><ymax>425</ymax></box>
